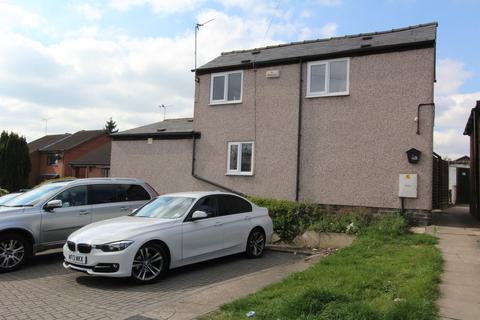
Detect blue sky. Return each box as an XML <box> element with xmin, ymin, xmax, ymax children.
<box><xmin>0</xmin><ymin>0</ymin><xmax>478</xmax><ymax>159</ymax></box>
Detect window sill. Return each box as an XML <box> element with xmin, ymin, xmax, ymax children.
<box><xmin>209</xmin><ymin>100</ymin><xmax>243</xmax><ymax>106</ymax></box>
<box><xmin>226</xmin><ymin>172</ymin><xmax>254</xmax><ymax>177</ymax></box>
<box><xmin>306</xmin><ymin>92</ymin><xmax>349</xmax><ymax>98</ymax></box>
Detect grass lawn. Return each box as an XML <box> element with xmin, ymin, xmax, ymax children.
<box><xmin>201</xmin><ymin>230</ymin><xmax>442</xmax><ymax>320</ymax></box>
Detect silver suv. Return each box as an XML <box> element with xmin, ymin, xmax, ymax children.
<box><xmin>0</xmin><ymin>178</ymin><xmax>157</xmax><ymax>272</ymax></box>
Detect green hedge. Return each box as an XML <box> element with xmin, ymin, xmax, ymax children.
<box><xmin>248</xmin><ymin>196</ymin><xmax>404</xmax><ymax>242</ymax></box>
<box><xmin>0</xmin><ymin>188</ymin><xmax>8</xmax><ymax>196</ymax></box>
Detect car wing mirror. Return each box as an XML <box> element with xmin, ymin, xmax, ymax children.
<box><xmin>44</xmin><ymin>200</ymin><xmax>63</xmax><ymax>211</ymax></box>
<box><xmin>191</xmin><ymin>210</ymin><xmax>208</xmax><ymax>220</ymax></box>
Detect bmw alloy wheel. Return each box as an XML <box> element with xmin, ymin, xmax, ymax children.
<box><xmin>131</xmin><ymin>244</ymin><xmax>166</xmax><ymax>283</ymax></box>
<box><xmin>247</xmin><ymin>229</ymin><xmax>265</xmax><ymax>258</ymax></box>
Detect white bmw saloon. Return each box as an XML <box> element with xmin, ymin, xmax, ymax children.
<box><xmin>63</xmin><ymin>191</ymin><xmax>273</xmax><ymax>283</ymax></box>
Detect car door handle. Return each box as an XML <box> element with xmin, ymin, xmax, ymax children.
<box><xmin>244</xmin><ymin>216</ymin><xmax>251</xmax><ymax>220</ymax></box>
<box><xmin>79</xmin><ymin>210</ymin><xmax>91</xmax><ymax>215</ymax></box>
<box><xmin>120</xmin><ymin>206</ymin><xmax>129</xmax><ymax>211</ymax></box>
<box><xmin>214</xmin><ymin>222</ymin><xmax>223</xmax><ymax>227</ymax></box>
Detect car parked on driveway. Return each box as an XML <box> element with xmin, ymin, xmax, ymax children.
<box><xmin>63</xmin><ymin>191</ymin><xmax>273</xmax><ymax>284</ymax></box>
<box><xmin>0</xmin><ymin>178</ymin><xmax>157</xmax><ymax>272</ymax></box>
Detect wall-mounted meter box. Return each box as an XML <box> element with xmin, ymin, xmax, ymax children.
<box><xmin>399</xmin><ymin>174</ymin><xmax>418</xmax><ymax>198</ymax></box>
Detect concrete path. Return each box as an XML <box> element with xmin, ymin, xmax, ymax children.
<box><xmin>431</xmin><ymin>206</ymin><xmax>480</xmax><ymax>320</ymax></box>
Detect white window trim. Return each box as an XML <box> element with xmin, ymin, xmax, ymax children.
<box><xmin>226</xmin><ymin>141</ymin><xmax>254</xmax><ymax>176</ymax></box>
<box><xmin>306</xmin><ymin>58</ymin><xmax>350</xmax><ymax>98</ymax></box>
<box><xmin>210</xmin><ymin>70</ymin><xmax>243</xmax><ymax>105</ymax></box>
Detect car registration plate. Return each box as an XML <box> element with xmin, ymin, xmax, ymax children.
<box><xmin>68</xmin><ymin>254</ymin><xmax>87</xmax><ymax>265</ymax></box>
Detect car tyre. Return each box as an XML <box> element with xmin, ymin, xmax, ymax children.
<box><xmin>246</xmin><ymin>228</ymin><xmax>266</xmax><ymax>259</ymax></box>
<box><xmin>0</xmin><ymin>233</ymin><xmax>31</xmax><ymax>273</ymax></box>
<box><xmin>130</xmin><ymin>242</ymin><xmax>168</xmax><ymax>284</ymax></box>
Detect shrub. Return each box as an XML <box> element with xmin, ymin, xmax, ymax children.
<box><xmin>248</xmin><ymin>196</ymin><xmax>326</xmax><ymax>241</ymax></box>
<box><xmin>308</xmin><ymin>209</ymin><xmax>373</xmax><ymax>235</ymax></box>
<box><xmin>249</xmin><ymin>196</ymin><xmax>409</xmax><ymax>242</ymax></box>
<box><xmin>0</xmin><ymin>188</ymin><xmax>8</xmax><ymax>196</ymax></box>
<box><xmin>365</xmin><ymin>214</ymin><xmax>408</xmax><ymax>237</ymax></box>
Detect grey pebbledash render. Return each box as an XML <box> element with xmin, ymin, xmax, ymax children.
<box><xmin>111</xmin><ymin>22</ymin><xmax>438</xmax><ymax>223</ymax></box>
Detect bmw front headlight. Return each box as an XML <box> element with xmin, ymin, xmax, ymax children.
<box><xmin>96</xmin><ymin>240</ymin><xmax>134</xmax><ymax>252</ymax></box>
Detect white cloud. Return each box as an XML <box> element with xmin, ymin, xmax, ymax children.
<box><xmin>0</xmin><ymin>2</ymin><xmax>42</xmax><ymax>29</ymax></box>
<box><xmin>436</xmin><ymin>59</ymin><xmax>472</xmax><ymax>95</ymax></box>
<box><xmin>320</xmin><ymin>22</ymin><xmax>338</xmax><ymax>38</ymax></box>
<box><xmin>75</xmin><ymin>4</ymin><xmax>102</xmax><ymax>21</ymax></box>
<box><xmin>109</xmin><ymin>0</ymin><xmax>204</xmax><ymax>13</ymax></box>
<box><xmin>433</xmin><ymin>58</ymin><xmax>476</xmax><ymax>159</ymax></box>
<box><xmin>1</xmin><ymin>4</ymin><xmax>311</xmax><ymax>142</ymax></box>
<box><xmin>434</xmin><ymin>129</ymin><xmax>470</xmax><ymax>160</ymax></box>
<box><xmin>316</xmin><ymin>0</ymin><xmax>342</xmax><ymax>6</ymax></box>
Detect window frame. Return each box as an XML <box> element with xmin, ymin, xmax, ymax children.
<box><xmin>226</xmin><ymin>141</ymin><xmax>254</xmax><ymax>176</ymax></box>
<box><xmin>209</xmin><ymin>70</ymin><xmax>243</xmax><ymax>105</ymax></box>
<box><xmin>306</xmin><ymin>58</ymin><xmax>350</xmax><ymax>98</ymax></box>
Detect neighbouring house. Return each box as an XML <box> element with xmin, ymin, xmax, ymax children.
<box><xmin>69</xmin><ymin>142</ymin><xmax>112</xmax><ymax>178</ymax></box>
<box><xmin>28</xmin><ymin>130</ymin><xmax>111</xmax><ymax>186</ymax></box>
<box><xmin>112</xmin><ymin>22</ymin><xmax>439</xmax><ymax>223</ymax></box>
<box><xmin>28</xmin><ymin>133</ymin><xmax>71</xmax><ymax>186</ymax></box>
<box><xmin>464</xmin><ymin>101</ymin><xmax>480</xmax><ymax>219</ymax></box>
<box><xmin>448</xmin><ymin>156</ymin><xmax>470</xmax><ymax>205</ymax></box>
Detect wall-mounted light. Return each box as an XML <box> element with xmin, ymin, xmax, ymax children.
<box><xmin>406</xmin><ymin>148</ymin><xmax>421</xmax><ymax>164</ymax></box>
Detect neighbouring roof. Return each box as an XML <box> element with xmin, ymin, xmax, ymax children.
<box><xmin>196</xmin><ymin>22</ymin><xmax>437</xmax><ymax>74</ymax></box>
<box><xmin>450</xmin><ymin>156</ymin><xmax>470</xmax><ymax>165</ymax></box>
<box><xmin>464</xmin><ymin>101</ymin><xmax>480</xmax><ymax>136</ymax></box>
<box><xmin>69</xmin><ymin>142</ymin><xmax>111</xmax><ymax>167</ymax></box>
<box><xmin>40</xmin><ymin>130</ymin><xmax>106</xmax><ymax>152</ymax></box>
<box><xmin>28</xmin><ymin>134</ymin><xmax>71</xmax><ymax>153</ymax></box>
<box><xmin>112</xmin><ymin>118</ymin><xmax>199</xmax><ymax>140</ymax></box>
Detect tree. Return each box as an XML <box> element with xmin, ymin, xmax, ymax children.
<box><xmin>0</xmin><ymin>131</ymin><xmax>31</xmax><ymax>191</ymax></box>
<box><xmin>104</xmin><ymin>117</ymin><xmax>119</xmax><ymax>133</ymax></box>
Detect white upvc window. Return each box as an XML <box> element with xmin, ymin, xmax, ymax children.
<box><xmin>210</xmin><ymin>71</ymin><xmax>243</xmax><ymax>105</ymax></box>
<box><xmin>226</xmin><ymin>141</ymin><xmax>254</xmax><ymax>176</ymax></box>
<box><xmin>306</xmin><ymin>58</ymin><xmax>349</xmax><ymax>97</ymax></box>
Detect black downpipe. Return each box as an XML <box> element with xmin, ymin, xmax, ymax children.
<box><xmin>191</xmin><ymin>136</ymin><xmax>246</xmax><ymax>197</ymax></box>
<box><xmin>417</xmin><ymin>103</ymin><xmax>435</xmax><ymax>135</ymax></box>
<box><xmin>295</xmin><ymin>60</ymin><xmax>303</xmax><ymax>201</ymax></box>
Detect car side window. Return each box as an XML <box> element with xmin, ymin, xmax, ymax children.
<box><xmin>53</xmin><ymin>186</ymin><xmax>87</xmax><ymax>208</ymax></box>
<box><xmin>88</xmin><ymin>184</ymin><xmax>117</xmax><ymax>205</ymax></box>
<box><xmin>217</xmin><ymin>195</ymin><xmax>252</xmax><ymax>215</ymax></box>
<box><xmin>191</xmin><ymin>196</ymin><xmax>218</xmax><ymax>219</ymax></box>
<box><xmin>117</xmin><ymin>184</ymin><xmax>151</xmax><ymax>202</ymax></box>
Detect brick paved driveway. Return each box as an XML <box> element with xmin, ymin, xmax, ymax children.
<box><xmin>0</xmin><ymin>250</ymin><xmax>303</xmax><ymax>320</ymax></box>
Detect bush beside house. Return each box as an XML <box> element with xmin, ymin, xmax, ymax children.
<box><xmin>248</xmin><ymin>196</ymin><xmax>404</xmax><ymax>242</ymax></box>
<box><xmin>0</xmin><ymin>131</ymin><xmax>31</xmax><ymax>192</ymax></box>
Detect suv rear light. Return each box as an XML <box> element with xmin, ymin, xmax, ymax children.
<box><xmin>268</xmin><ymin>211</ymin><xmax>272</xmax><ymax>219</ymax></box>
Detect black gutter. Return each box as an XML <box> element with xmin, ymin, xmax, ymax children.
<box><xmin>194</xmin><ymin>41</ymin><xmax>435</xmax><ymax>75</ymax></box>
<box><xmin>112</xmin><ymin>131</ymin><xmax>201</xmax><ymax>141</ymax></box>
<box><xmin>190</xmin><ymin>136</ymin><xmax>246</xmax><ymax>197</ymax></box>
<box><xmin>295</xmin><ymin>60</ymin><xmax>303</xmax><ymax>201</ymax></box>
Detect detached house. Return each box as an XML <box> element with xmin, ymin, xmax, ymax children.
<box><xmin>112</xmin><ymin>23</ymin><xmax>438</xmax><ymax>223</ymax></box>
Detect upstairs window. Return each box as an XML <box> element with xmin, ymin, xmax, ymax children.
<box><xmin>307</xmin><ymin>58</ymin><xmax>349</xmax><ymax>97</ymax></box>
<box><xmin>227</xmin><ymin>142</ymin><xmax>254</xmax><ymax>176</ymax></box>
<box><xmin>210</xmin><ymin>71</ymin><xmax>243</xmax><ymax>104</ymax></box>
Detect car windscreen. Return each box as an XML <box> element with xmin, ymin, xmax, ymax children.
<box><xmin>132</xmin><ymin>196</ymin><xmax>194</xmax><ymax>219</ymax></box>
<box><xmin>0</xmin><ymin>193</ymin><xmax>20</xmax><ymax>206</ymax></box>
<box><xmin>3</xmin><ymin>184</ymin><xmax>65</xmax><ymax>207</ymax></box>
